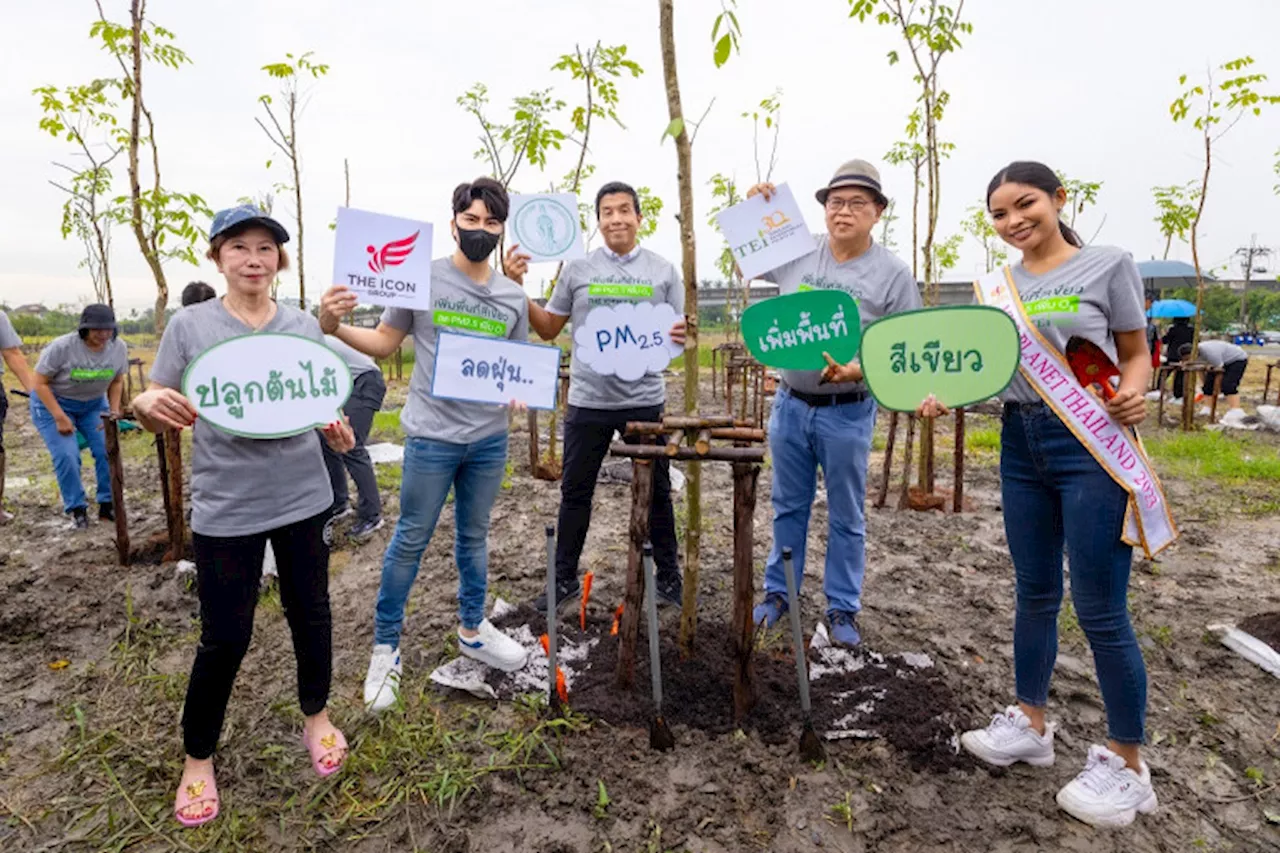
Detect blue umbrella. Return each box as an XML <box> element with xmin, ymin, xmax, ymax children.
<box><xmin>1147</xmin><ymin>299</ymin><xmax>1197</xmax><ymax>319</ymax></box>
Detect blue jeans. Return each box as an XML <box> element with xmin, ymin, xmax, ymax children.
<box><xmin>1001</xmin><ymin>402</ymin><xmax>1147</xmax><ymax>745</ymax></box>
<box><xmin>763</xmin><ymin>388</ymin><xmax>876</xmax><ymax>616</ymax></box>
<box><xmin>374</xmin><ymin>432</ymin><xmax>508</xmax><ymax>645</ymax></box>
<box><xmin>30</xmin><ymin>395</ymin><xmax>112</xmax><ymax>513</ymax></box>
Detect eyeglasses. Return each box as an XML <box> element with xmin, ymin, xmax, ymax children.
<box><xmin>825</xmin><ymin>197</ymin><xmax>874</xmax><ymax>213</ymax></box>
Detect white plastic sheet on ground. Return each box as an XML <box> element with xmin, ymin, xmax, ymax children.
<box><xmin>366</xmin><ymin>443</ymin><xmax>405</xmax><ymax>464</ymax></box>
<box><xmin>1207</xmin><ymin>623</ymin><xmax>1280</xmax><ymax>680</ymax></box>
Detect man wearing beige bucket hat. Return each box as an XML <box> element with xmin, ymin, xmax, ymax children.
<box><xmin>746</xmin><ymin>159</ymin><xmax>920</xmax><ymax>646</ymax></box>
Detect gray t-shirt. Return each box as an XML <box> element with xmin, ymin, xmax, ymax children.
<box><xmin>548</xmin><ymin>246</ymin><xmax>684</xmax><ymax>409</ymax></box>
<box><xmin>1196</xmin><ymin>340</ymin><xmax>1248</xmax><ymax>368</ymax></box>
<box><xmin>149</xmin><ymin>299</ymin><xmax>334</xmax><ymax>537</ymax></box>
<box><xmin>0</xmin><ymin>312</ymin><xmax>21</xmax><ymax>378</ymax></box>
<box><xmin>762</xmin><ymin>236</ymin><xmax>921</xmax><ymax>394</ymax></box>
<box><xmin>34</xmin><ymin>331</ymin><xmax>128</xmax><ymax>400</ymax></box>
<box><xmin>1003</xmin><ymin>245</ymin><xmax>1146</xmax><ymax>403</ymax></box>
<box><xmin>325</xmin><ymin>334</ymin><xmax>380</xmax><ymax>378</ymax></box>
<box><xmin>381</xmin><ymin>256</ymin><xmax>530</xmax><ymax>443</ymax></box>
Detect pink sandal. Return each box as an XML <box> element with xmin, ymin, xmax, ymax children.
<box><xmin>303</xmin><ymin>725</ymin><xmax>348</xmax><ymax>777</ymax></box>
<box><xmin>174</xmin><ymin>768</ymin><xmax>219</xmax><ymax>828</ymax></box>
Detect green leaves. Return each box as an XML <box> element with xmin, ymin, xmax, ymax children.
<box><xmin>711</xmin><ymin>2</ymin><xmax>742</xmax><ymax>68</ymax></box>
<box><xmin>661</xmin><ymin>117</ymin><xmax>684</xmax><ymax>144</ymax></box>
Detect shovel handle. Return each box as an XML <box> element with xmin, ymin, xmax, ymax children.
<box><xmin>642</xmin><ymin>541</ymin><xmax>663</xmax><ymax>712</ymax></box>
<box><xmin>781</xmin><ymin>548</ymin><xmax>813</xmax><ymax>715</ymax></box>
<box><xmin>545</xmin><ymin>525</ymin><xmax>558</xmax><ymax>705</ymax></box>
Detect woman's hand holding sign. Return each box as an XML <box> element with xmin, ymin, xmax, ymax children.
<box><xmin>321</xmin><ymin>417</ymin><xmax>356</xmax><ymax>453</ymax></box>
<box><xmin>134</xmin><ymin>386</ymin><xmax>199</xmax><ymax>431</ymax></box>
<box><xmin>746</xmin><ymin>182</ymin><xmax>778</xmax><ymax>202</ymax></box>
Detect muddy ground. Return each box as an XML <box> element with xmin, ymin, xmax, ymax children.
<box><xmin>2</xmin><ymin>359</ymin><xmax>1279</xmax><ymax>853</ymax></box>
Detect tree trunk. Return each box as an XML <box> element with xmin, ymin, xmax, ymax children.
<box><xmin>659</xmin><ymin>0</ymin><xmax>702</xmax><ymax>659</ymax></box>
<box><xmin>731</xmin><ymin>462</ymin><xmax>759</xmax><ymax>723</ymax></box>
<box><xmin>1162</xmin><ymin>233</ymin><xmax>1172</xmax><ymax>261</ymax></box>
<box><xmin>1189</xmin><ymin>130</ymin><xmax>1211</xmax><ymax>362</ymax></box>
<box><xmin>910</xmin><ymin>158</ymin><xmax>920</xmax><ymax>279</ymax></box>
<box><xmin>617</xmin><ymin>458</ymin><xmax>654</xmax><ymax>690</ymax></box>
<box><xmin>291</xmin><ymin>94</ymin><xmax>306</xmax><ymax>310</ymax></box>
<box><xmin>124</xmin><ymin>0</ymin><xmax>168</xmax><ymax>334</ymax></box>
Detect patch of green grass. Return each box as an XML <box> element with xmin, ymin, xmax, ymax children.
<box><xmin>375</xmin><ymin>462</ymin><xmax>402</xmax><ymax>493</ymax></box>
<box><xmin>370</xmin><ymin>409</ymin><xmax>404</xmax><ymax>442</ymax></box>
<box><xmin>1143</xmin><ymin>431</ymin><xmax>1280</xmax><ymax>484</ymax></box>
<box><xmin>965</xmin><ymin>427</ymin><xmax>1001</xmax><ymax>453</ymax></box>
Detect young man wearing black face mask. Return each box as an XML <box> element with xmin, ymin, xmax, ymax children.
<box><xmin>320</xmin><ymin>177</ymin><xmax>532</xmax><ymax>711</ymax></box>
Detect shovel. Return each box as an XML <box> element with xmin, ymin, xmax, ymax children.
<box><xmin>642</xmin><ymin>541</ymin><xmax>675</xmax><ymax>751</ymax></box>
<box><xmin>544</xmin><ymin>524</ymin><xmax>562</xmax><ymax>715</ymax></box>
<box><xmin>782</xmin><ymin>547</ymin><xmax>825</xmax><ymax>762</ymax></box>
<box><xmin>1065</xmin><ymin>336</ymin><xmax>1118</xmax><ymax>401</ymax></box>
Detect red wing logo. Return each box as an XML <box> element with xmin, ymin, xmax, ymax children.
<box><xmin>367</xmin><ymin>231</ymin><xmax>420</xmax><ymax>274</ymax></box>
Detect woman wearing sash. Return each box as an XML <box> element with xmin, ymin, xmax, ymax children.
<box><xmin>920</xmin><ymin>162</ymin><xmax>1169</xmax><ymax>827</ymax></box>
<box><xmin>132</xmin><ymin>205</ymin><xmax>355</xmax><ymax>827</ymax></box>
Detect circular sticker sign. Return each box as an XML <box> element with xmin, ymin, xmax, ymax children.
<box><xmin>512</xmin><ymin>196</ymin><xmax>580</xmax><ymax>260</ymax></box>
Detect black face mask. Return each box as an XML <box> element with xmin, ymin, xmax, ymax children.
<box><xmin>456</xmin><ymin>226</ymin><xmax>501</xmax><ymax>263</ymax></box>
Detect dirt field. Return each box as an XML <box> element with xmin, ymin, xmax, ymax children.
<box><xmin>2</xmin><ymin>353</ymin><xmax>1279</xmax><ymax>853</ymax></box>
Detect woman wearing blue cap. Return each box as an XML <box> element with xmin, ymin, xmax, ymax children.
<box><xmin>30</xmin><ymin>303</ymin><xmax>128</xmax><ymax>529</ymax></box>
<box><xmin>132</xmin><ymin>205</ymin><xmax>355</xmax><ymax>828</ymax></box>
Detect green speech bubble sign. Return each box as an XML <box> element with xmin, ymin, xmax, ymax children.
<box><xmin>860</xmin><ymin>306</ymin><xmax>1020</xmax><ymax>411</ymax></box>
<box><xmin>741</xmin><ymin>290</ymin><xmax>861</xmax><ymax>370</ymax></box>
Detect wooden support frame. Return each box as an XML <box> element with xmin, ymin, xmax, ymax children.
<box><xmin>730</xmin><ymin>461</ymin><xmax>760</xmax><ymax>723</ymax></box>
<box><xmin>102</xmin><ymin>414</ymin><xmax>130</xmax><ymax>565</ymax></box>
<box><xmin>160</xmin><ymin>428</ymin><xmax>186</xmax><ymax>562</ymax></box>
<box><xmin>616</xmin><ymin>458</ymin><xmax>654</xmax><ymax>690</ymax></box>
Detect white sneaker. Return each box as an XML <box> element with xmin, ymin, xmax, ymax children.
<box><xmin>960</xmin><ymin>706</ymin><xmax>1056</xmax><ymax>767</ymax></box>
<box><xmin>363</xmin><ymin>644</ymin><xmax>402</xmax><ymax>712</ymax></box>
<box><xmin>1056</xmin><ymin>744</ymin><xmax>1158</xmax><ymax>827</ymax></box>
<box><xmin>457</xmin><ymin>620</ymin><xmax>527</xmax><ymax>672</ymax></box>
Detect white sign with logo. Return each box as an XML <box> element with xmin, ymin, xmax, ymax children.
<box><xmin>714</xmin><ymin>183</ymin><xmax>814</xmax><ymax>282</ymax></box>
<box><xmin>430</xmin><ymin>331</ymin><xmax>562</xmax><ymax>410</ymax></box>
<box><xmin>573</xmin><ymin>302</ymin><xmax>683</xmax><ymax>381</ymax></box>
<box><xmin>508</xmin><ymin>193</ymin><xmax>586</xmax><ymax>263</ymax></box>
<box><xmin>333</xmin><ymin>206</ymin><xmax>434</xmax><ymax>310</ymax></box>
<box><xmin>182</xmin><ymin>333</ymin><xmax>353</xmax><ymax>439</ymax></box>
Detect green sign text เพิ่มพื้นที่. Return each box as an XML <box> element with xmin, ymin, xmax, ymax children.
<box><xmin>741</xmin><ymin>289</ymin><xmax>862</xmax><ymax>371</ymax></box>
<box><xmin>859</xmin><ymin>306</ymin><xmax>1021</xmax><ymax>412</ymax></box>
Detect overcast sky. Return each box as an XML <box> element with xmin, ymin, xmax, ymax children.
<box><xmin>3</xmin><ymin>0</ymin><xmax>1279</xmax><ymax>314</ymax></box>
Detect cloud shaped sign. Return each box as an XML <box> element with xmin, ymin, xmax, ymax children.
<box><xmin>573</xmin><ymin>302</ymin><xmax>683</xmax><ymax>381</ymax></box>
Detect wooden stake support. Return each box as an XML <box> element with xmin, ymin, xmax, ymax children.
<box><xmin>611</xmin><ymin>415</ymin><xmax>767</xmax><ymax>712</ymax></box>
<box><xmin>1264</xmin><ymin>361</ymin><xmax>1280</xmax><ymax>406</ymax></box>
<box><xmin>731</xmin><ymin>461</ymin><xmax>760</xmax><ymax>723</ymax></box>
<box><xmin>527</xmin><ymin>351</ymin><xmax>571</xmax><ymax>480</ymax></box>
<box><xmin>616</xmin><ymin>458</ymin><xmax>654</xmax><ymax>690</ymax></box>
<box><xmin>953</xmin><ymin>408</ymin><xmax>966</xmax><ymax>514</ymax></box>
<box><xmin>161</xmin><ymin>428</ymin><xmax>186</xmax><ymax>562</ymax></box>
<box><xmin>102</xmin><ymin>414</ymin><xmax>130</xmax><ymax>566</ymax></box>
<box><xmin>876</xmin><ymin>411</ymin><xmax>898</xmax><ymax>509</ymax></box>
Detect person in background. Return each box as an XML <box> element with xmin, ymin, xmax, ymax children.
<box><xmin>30</xmin><ymin>304</ymin><xmax>127</xmax><ymax>529</ymax></box>
<box><xmin>133</xmin><ymin>204</ymin><xmax>354</xmax><ymax>828</ymax></box>
<box><xmin>0</xmin><ymin>309</ymin><xmax>36</xmax><ymax>522</ymax></box>
<box><xmin>1144</xmin><ymin>295</ymin><xmax>1160</xmax><ymax>370</ymax></box>
<box><xmin>1162</xmin><ymin>316</ymin><xmax>1194</xmax><ymax>401</ymax></box>
<box><xmin>322</xmin><ymin>334</ymin><xmax>387</xmax><ymax>542</ymax></box>
<box><xmin>182</xmin><ymin>281</ymin><xmax>217</xmax><ymax>307</ymax></box>
<box><xmin>1195</xmin><ymin>339</ymin><xmax>1249</xmax><ymax>417</ymax></box>
<box><xmin>505</xmin><ymin>180</ymin><xmax>687</xmax><ymax>613</ymax></box>
<box><xmin>920</xmin><ymin>161</ymin><xmax>1157</xmax><ymax>828</ymax></box>
<box><xmin>745</xmin><ymin>160</ymin><xmax>921</xmax><ymax>647</ymax></box>
<box><xmin>320</xmin><ymin>177</ymin><xmax>531</xmax><ymax>714</ymax></box>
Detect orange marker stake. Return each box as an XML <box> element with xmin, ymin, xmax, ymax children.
<box><xmin>580</xmin><ymin>572</ymin><xmax>595</xmax><ymax>631</ymax></box>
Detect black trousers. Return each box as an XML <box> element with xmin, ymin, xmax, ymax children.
<box><xmin>322</xmin><ymin>370</ymin><xmax>386</xmax><ymax>522</ymax></box>
<box><xmin>183</xmin><ymin>511</ymin><xmax>331</xmax><ymax>759</ymax></box>
<box><xmin>555</xmin><ymin>404</ymin><xmax>680</xmax><ymax>585</ymax></box>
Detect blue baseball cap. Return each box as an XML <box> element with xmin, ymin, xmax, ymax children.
<box><xmin>209</xmin><ymin>204</ymin><xmax>290</xmax><ymax>244</ymax></box>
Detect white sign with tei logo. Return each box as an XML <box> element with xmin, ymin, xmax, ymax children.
<box><xmin>714</xmin><ymin>183</ymin><xmax>813</xmax><ymax>281</ymax></box>
<box><xmin>508</xmin><ymin>193</ymin><xmax>586</xmax><ymax>263</ymax></box>
<box><xmin>333</xmin><ymin>206</ymin><xmax>434</xmax><ymax>310</ymax></box>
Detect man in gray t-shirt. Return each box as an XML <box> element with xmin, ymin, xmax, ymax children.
<box><xmin>747</xmin><ymin>160</ymin><xmax>921</xmax><ymax>647</ymax></box>
<box><xmin>508</xmin><ymin>180</ymin><xmax>688</xmax><ymax>613</ymax></box>
<box><xmin>320</xmin><ymin>177</ymin><xmax>532</xmax><ymax>712</ymax></box>
<box><xmin>0</xmin><ymin>310</ymin><xmax>35</xmax><ymax>522</ymax></box>
<box><xmin>1195</xmin><ymin>339</ymin><xmax>1250</xmax><ymax>412</ymax></box>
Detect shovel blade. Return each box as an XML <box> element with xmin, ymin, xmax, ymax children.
<box><xmin>800</xmin><ymin>722</ymin><xmax>826</xmax><ymax>763</ymax></box>
<box><xmin>649</xmin><ymin>716</ymin><xmax>675</xmax><ymax>752</ymax></box>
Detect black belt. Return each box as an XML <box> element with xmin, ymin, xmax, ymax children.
<box><xmin>785</xmin><ymin>386</ymin><xmax>867</xmax><ymax>407</ymax></box>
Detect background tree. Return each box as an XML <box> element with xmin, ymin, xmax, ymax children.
<box><xmin>1151</xmin><ymin>181</ymin><xmax>1199</xmax><ymax>260</ymax></box>
<box><xmin>1169</xmin><ymin>55</ymin><xmax>1278</xmax><ymax>358</ymax></box>
<box><xmin>256</xmin><ymin>52</ymin><xmax>329</xmax><ymax>309</ymax></box>
<box><xmin>959</xmin><ymin>204</ymin><xmax>1005</xmax><ymax>272</ymax></box>
<box><xmin>1055</xmin><ymin>172</ymin><xmax>1103</xmax><ymax>232</ymax></box>
<box><xmin>457</xmin><ymin>83</ymin><xmax>567</xmax><ymax>191</ymax></box>
<box><xmin>879</xmin><ymin>199</ymin><xmax>899</xmax><ymax>251</ymax></box>
<box><xmin>33</xmin><ymin>80</ymin><xmax>122</xmax><ymax>307</ymax></box>
<box><xmin>91</xmin><ymin>0</ymin><xmax>210</xmax><ymax>333</ymax></box>
<box><xmin>849</xmin><ymin>0</ymin><xmax>970</xmax><ymax>304</ymax></box>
